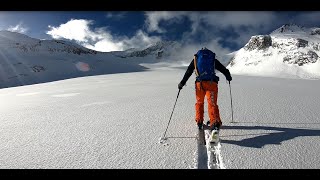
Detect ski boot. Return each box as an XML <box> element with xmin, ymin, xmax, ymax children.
<box><xmin>207</xmin><ymin>122</ymin><xmax>220</xmax><ymax>144</ymax></box>
<box><xmin>197</xmin><ymin>122</ymin><xmax>203</xmax><ymax>130</ymax></box>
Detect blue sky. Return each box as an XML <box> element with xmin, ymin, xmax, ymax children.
<box><xmin>1</xmin><ymin>11</ymin><xmax>320</xmax><ymax>54</ymax></box>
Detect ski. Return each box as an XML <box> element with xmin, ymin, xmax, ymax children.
<box><xmin>204</xmin><ymin>125</ymin><xmax>222</xmax><ymax>169</ymax></box>
<box><xmin>197</xmin><ymin>125</ymin><xmax>206</xmax><ymax>145</ymax></box>
<box><xmin>196</xmin><ymin>124</ymin><xmax>208</xmax><ymax>169</ymax></box>
<box><xmin>196</xmin><ymin>123</ymin><xmax>223</xmax><ymax>169</ymax></box>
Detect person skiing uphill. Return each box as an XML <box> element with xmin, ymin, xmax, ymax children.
<box><xmin>178</xmin><ymin>47</ymin><xmax>232</xmax><ymax>132</ymax></box>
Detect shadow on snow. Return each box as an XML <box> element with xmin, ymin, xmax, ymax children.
<box><xmin>221</xmin><ymin>125</ymin><xmax>320</xmax><ymax>148</ymax></box>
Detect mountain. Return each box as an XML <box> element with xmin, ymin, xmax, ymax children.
<box><xmin>0</xmin><ymin>30</ymin><xmax>98</xmax><ymax>55</ymax></box>
<box><xmin>227</xmin><ymin>24</ymin><xmax>320</xmax><ymax>79</ymax></box>
<box><xmin>0</xmin><ymin>30</ymin><xmax>148</xmax><ymax>89</ymax></box>
<box><xmin>111</xmin><ymin>41</ymin><xmax>180</xmax><ymax>62</ymax></box>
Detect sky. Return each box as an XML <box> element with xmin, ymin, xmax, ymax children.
<box><xmin>1</xmin><ymin>66</ymin><xmax>320</xmax><ymax>169</ymax></box>
<box><xmin>1</xmin><ymin>11</ymin><xmax>320</xmax><ymax>53</ymax></box>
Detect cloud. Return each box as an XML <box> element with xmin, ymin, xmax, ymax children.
<box><xmin>144</xmin><ymin>11</ymin><xmax>280</xmax><ymax>51</ymax></box>
<box><xmin>45</xmin><ymin>12</ymin><xmax>309</xmax><ymax>60</ymax></box>
<box><xmin>7</xmin><ymin>22</ymin><xmax>28</xmax><ymax>33</ymax></box>
<box><xmin>47</xmin><ymin>19</ymin><xmax>161</xmax><ymax>52</ymax></box>
<box><xmin>170</xmin><ymin>38</ymin><xmax>233</xmax><ymax>65</ymax></box>
<box><xmin>200</xmin><ymin>11</ymin><xmax>277</xmax><ymax>29</ymax></box>
<box><xmin>145</xmin><ymin>11</ymin><xmax>278</xmax><ymax>33</ymax></box>
<box><xmin>121</xmin><ymin>30</ymin><xmax>161</xmax><ymax>48</ymax></box>
<box><xmin>144</xmin><ymin>11</ymin><xmax>188</xmax><ymax>33</ymax></box>
<box><xmin>47</xmin><ymin>19</ymin><xmax>94</xmax><ymax>41</ymax></box>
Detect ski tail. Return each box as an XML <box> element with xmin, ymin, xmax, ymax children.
<box><xmin>197</xmin><ymin>127</ymin><xmax>206</xmax><ymax>145</ymax></box>
<box><xmin>197</xmin><ymin>123</ymin><xmax>213</xmax><ymax>145</ymax></box>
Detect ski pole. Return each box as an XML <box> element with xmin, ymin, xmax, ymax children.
<box><xmin>161</xmin><ymin>89</ymin><xmax>181</xmax><ymax>141</ymax></box>
<box><xmin>228</xmin><ymin>81</ymin><xmax>234</xmax><ymax>123</ymax></box>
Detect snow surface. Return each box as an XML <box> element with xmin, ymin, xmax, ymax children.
<box><xmin>1</xmin><ymin>68</ymin><xmax>320</xmax><ymax>169</ymax></box>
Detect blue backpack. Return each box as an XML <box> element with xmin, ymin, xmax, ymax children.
<box><xmin>194</xmin><ymin>48</ymin><xmax>218</xmax><ymax>81</ymax></box>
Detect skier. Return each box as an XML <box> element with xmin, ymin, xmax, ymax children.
<box><xmin>178</xmin><ymin>47</ymin><xmax>232</xmax><ymax>133</ymax></box>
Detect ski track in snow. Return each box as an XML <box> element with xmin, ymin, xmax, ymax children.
<box><xmin>194</xmin><ymin>130</ymin><xmax>226</xmax><ymax>169</ymax></box>
<box><xmin>81</xmin><ymin>101</ymin><xmax>112</xmax><ymax>107</ymax></box>
<box><xmin>15</xmin><ymin>92</ymin><xmax>42</xmax><ymax>96</ymax></box>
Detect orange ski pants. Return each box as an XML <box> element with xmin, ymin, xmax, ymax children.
<box><xmin>195</xmin><ymin>81</ymin><xmax>221</xmax><ymax>127</ymax></box>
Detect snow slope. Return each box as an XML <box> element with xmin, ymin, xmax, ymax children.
<box><xmin>0</xmin><ymin>30</ymin><xmax>149</xmax><ymax>89</ymax></box>
<box><xmin>0</xmin><ymin>30</ymin><xmax>186</xmax><ymax>89</ymax></box>
<box><xmin>1</xmin><ymin>68</ymin><xmax>320</xmax><ymax>169</ymax></box>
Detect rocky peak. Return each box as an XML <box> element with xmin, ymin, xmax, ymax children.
<box><xmin>244</xmin><ymin>35</ymin><xmax>272</xmax><ymax>51</ymax></box>
<box><xmin>310</xmin><ymin>28</ymin><xmax>320</xmax><ymax>35</ymax></box>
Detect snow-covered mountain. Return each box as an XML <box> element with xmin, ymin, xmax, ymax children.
<box><xmin>228</xmin><ymin>24</ymin><xmax>320</xmax><ymax>79</ymax></box>
<box><xmin>0</xmin><ymin>30</ymin><xmax>98</xmax><ymax>55</ymax></box>
<box><xmin>0</xmin><ymin>30</ymin><xmax>155</xmax><ymax>89</ymax></box>
<box><xmin>3</xmin><ymin>23</ymin><xmax>319</xmax><ymax>89</ymax></box>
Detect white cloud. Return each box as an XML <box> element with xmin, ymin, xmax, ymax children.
<box><xmin>47</xmin><ymin>19</ymin><xmax>98</xmax><ymax>42</ymax></box>
<box><xmin>171</xmin><ymin>38</ymin><xmax>232</xmax><ymax>65</ymax></box>
<box><xmin>7</xmin><ymin>22</ymin><xmax>28</xmax><ymax>33</ymax></box>
<box><xmin>144</xmin><ymin>11</ymin><xmax>188</xmax><ymax>33</ymax></box>
<box><xmin>122</xmin><ymin>30</ymin><xmax>161</xmax><ymax>48</ymax></box>
<box><xmin>47</xmin><ymin>19</ymin><xmax>161</xmax><ymax>52</ymax></box>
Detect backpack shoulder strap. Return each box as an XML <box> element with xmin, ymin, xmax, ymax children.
<box><xmin>193</xmin><ymin>54</ymin><xmax>199</xmax><ymax>77</ymax></box>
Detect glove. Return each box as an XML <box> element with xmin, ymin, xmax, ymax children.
<box><xmin>226</xmin><ymin>69</ymin><xmax>232</xmax><ymax>81</ymax></box>
<box><xmin>226</xmin><ymin>74</ymin><xmax>232</xmax><ymax>81</ymax></box>
<box><xmin>178</xmin><ymin>82</ymin><xmax>184</xmax><ymax>90</ymax></box>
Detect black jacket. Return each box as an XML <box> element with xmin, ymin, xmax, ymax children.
<box><xmin>180</xmin><ymin>58</ymin><xmax>231</xmax><ymax>86</ymax></box>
